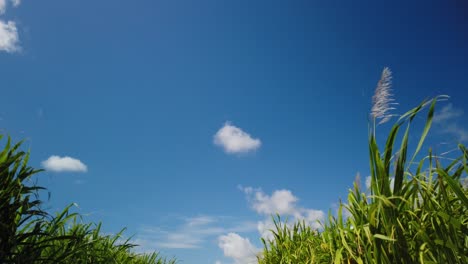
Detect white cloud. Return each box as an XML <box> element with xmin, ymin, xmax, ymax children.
<box><xmin>241</xmin><ymin>187</ymin><xmax>325</xmax><ymax>240</ymax></box>
<box><xmin>214</xmin><ymin>122</ymin><xmax>261</xmax><ymax>154</ymax></box>
<box><xmin>42</xmin><ymin>155</ymin><xmax>88</xmax><ymax>172</ymax></box>
<box><xmin>218</xmin><ymin>233</ymin><xmax>259</xmax><ymax>264</ymax></box>
<box><xmin>250</xmin><ymin>189</ymin><xmax>297</xmax><ymax>215</ymax></box>
<box><xmin>133</xmin><ymin>216</ymin><xmax>257</xmax><ymax>251</ymax></box>
<box><xmin>11</xmin><ymin>0</ymin><xmax>20</xmax><ymax>7</ymax></box>
<box><xmin>0</xmin><ymin>20</ymin><xmax>20</xmax><ymax>53</ymax></box>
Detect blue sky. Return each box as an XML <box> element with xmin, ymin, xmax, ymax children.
<box><xmin>1</xmin><ymin>0</ymin><xmax>467</xmax><ymax>263</ymax></box>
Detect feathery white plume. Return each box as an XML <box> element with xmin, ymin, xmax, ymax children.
<box><xmin>371</xmin><ymin>67</ymin><xmax>395</xmax><ymax>124</ymax></box>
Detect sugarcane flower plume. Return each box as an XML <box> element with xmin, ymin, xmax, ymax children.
<box><xmin>371</xmin><ymin>67</ymin><xmax>395</xmax><ymax>124</ymax></box>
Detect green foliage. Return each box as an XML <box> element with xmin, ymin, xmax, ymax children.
<box><xmin>259</xmin><ymin>216</ymin><xmax>330</xmax><ymax>264</ymax></box>
<box><xmin>259</xmin><ymin>97</ymin><xmax>468</xmax><ymax>263</ymax></box>
<box><xmin>0</xmin><ymin>136</ymin><xmax>176</xmax><ymax>264</ymax></box>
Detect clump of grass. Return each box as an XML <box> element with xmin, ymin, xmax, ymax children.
<box><xmin>259</xmin><ymin>216</ymin><xmax>331</xmax><ymax>263</ymax></box>
<box><xmin>259</xmin><ymin>68</ymin><xmax>468</xmax><ymax>263</ymax></box>
<box><xmin>0</xmin><ymin>135</ymin><xmax>176</xmax><ymax>263</ymax></box>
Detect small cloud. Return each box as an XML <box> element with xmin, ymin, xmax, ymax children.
<box><xmin>218</xmin><ymin>233</ymin><xmax>259</xmax><ymax>264</ymax></box>
<box><xmin>214</xmin><ymin>122</ymin><xmax>261</xmax><ymax>154</ymax></box>
<box><xmin>0</xmin><ymin>20</ymin><xmax>20</xmax><ymax>53</ymax></box>
<box><xmin>42</xmin><ymin>155</ymin><xmax>88</xmax><ymax>172</ymax></box>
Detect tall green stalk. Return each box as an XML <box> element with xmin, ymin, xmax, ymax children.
<box><xmin>259</xmin><ymin>74</ymin><xmax>468</xmax><ymax>263</ymax></box>
<box><xmin>0</xmin><ymin>136</ymin><xmax>176</xmax><ymax>263</ymax></box>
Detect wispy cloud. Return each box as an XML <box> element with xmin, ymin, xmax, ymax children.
<box><xmin>134</xmin><ymin>216</ymin><xmax>257</xmax><ymax>251</ymax></box>
<box><xmin>42</xmin><ymin>156</ymin><xmax>88</xmax><ymax>173</ymax></box>
<box><xmin>433</xmin><ymin>103</ymin><xmax>463</xmax><ymax>123</ymax></box>
<box><xmin>214</xmin><ymin>122</ymin><xmax>261</xmax><ymax>154</ymax></box>
<box><xmin>0</xmin><ymin>20</ymin><xmax>19</xmax><ymax>53</ymax></box>
<box><xmin>433</xmin><ymin>103</ymin><xmax>468</xmax><ymax>143</ymax></box>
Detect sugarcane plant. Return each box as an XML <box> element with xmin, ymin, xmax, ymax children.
<box><xmin>0</xmin><ymin>135</ymin><xmax>176</xmax><ymax>263</ymax></box>
<box><xmin>259</xmin><ymin>68</ymin><xmax>468</xmax><ymax>263</ymax></box>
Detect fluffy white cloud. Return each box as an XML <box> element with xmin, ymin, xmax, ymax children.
<box><xmin>42</xmin><ymin>156</ymin><xmax>88</xmax><ymax>172</ymax></box>
<box><xmin>250</xmin><ymin>189</ymin><xmax>297</xmax><ymax>215</ymax></box>
<box><xmin>241</xmin><ymin>186</ymin><xmax>325</xmax><ymax>240</ymax></box>
<box><xmin>11</xmin><ymin>0</ymin><xmax>20</xmax><ymax>7</ymax></box>
<box><xmin>218</xmin><ymin>233</ymin><xmax>259</xmax><ymax>264</ymax></box>
<box><xmin>0</xmin><ymin>20</ymin><xmax>19</xmax><ymax>53</ymax></box>
<box><xmin>214</xmin><ymin>122</ymin><xmax>261</xmax><ymax>154</ymax></box>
